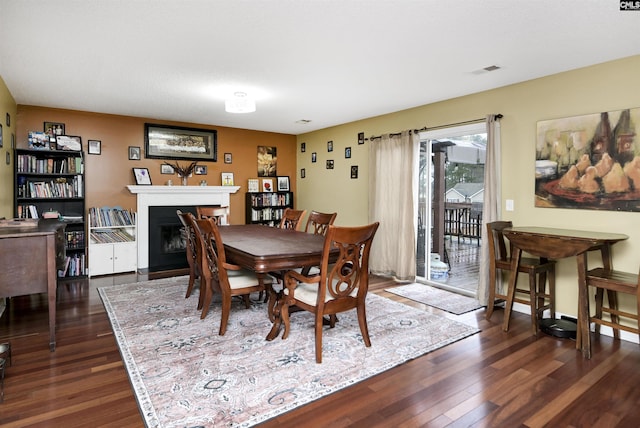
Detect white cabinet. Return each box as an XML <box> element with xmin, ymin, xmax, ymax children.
<box><xmin>89</xmin><ymin>236</ymin><xmax>137</xmax><ymax>276</ymax></box>
<box><xmin>88</xmin><ymin>207</ymin><xmax>137</xmax><ymax>277</ymax></box>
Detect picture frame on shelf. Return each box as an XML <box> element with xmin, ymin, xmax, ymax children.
<box><xmin>262</xmin><ymin>178</ymin><xmax>274</xmax><ymax>192</ymax></box>
<box><xmin>194</xmin><ymin>165</ymin><xmax>208</xmax><ymax>175</ymax></box>
<box><xmin>132</xmin><ymin>167</ymin><xmax>152</xmax><ymax>185</ymax></box>
<box><xmin>44</xmin><ymin>121</ymin><xmax>65</xmax><ymax>137</ymax></box>
<box><xmin>224</xmin><ymin>152</ymin><xmax>232</xmax><ymax>164</ymax></box>
<box><xmin>88</xmin><ymin>140</ymin><xmax>101</xmax><ymax>155</ymax></box>
<box><xmin>129</xmin><ymin>146</ymin><xmax>141</xmax><ymax>160</ymax></box>
<box><xmin>144</xmin><ymin>123</ymin><xmax>217</xmax><ymax>161</ymax></box>
<box><xmin>57</xmin><ymin>135</ymin><xmax>82</xmax><ymax>151</ymax></box>
<box><xmin>221</xmin><ymin>172</ymin><xmax>234</xmax><ymax>185</ymax></box>
<box><xmin>277</xmin><ymin>176</ymin><xmax>290</xmax><ymax>191</ymax></box>
<box><xmin>248</xmin><ymin>178</ymin><xmax>259</xmax><ymax>192</ymax></box>
<box><xmin>160</xmin><ymin>164</ymin><xmax>174</xmax><ymax>174</ymax></box>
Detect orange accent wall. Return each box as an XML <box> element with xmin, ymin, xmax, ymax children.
<box><xmin>15</xmin><ymin>105</ymin><xmax>297</xmax><ymax>225</ymax></box>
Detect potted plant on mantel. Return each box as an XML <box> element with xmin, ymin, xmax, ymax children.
<box><xmin>164</xmin><ymin>161</ymin><xmax>198</xmax><ymax>186</ymax></box>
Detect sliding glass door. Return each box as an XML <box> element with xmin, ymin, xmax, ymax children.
<box><xmin>416</xmin><ymin>123</ymin><xmax>487</xmax><ymax>297</ymax></box>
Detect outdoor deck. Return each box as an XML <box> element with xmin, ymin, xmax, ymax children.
<box><xmin>417</xmin><ymin>235</ymin><xmax>481</xmax><ymax>296</ymax></box>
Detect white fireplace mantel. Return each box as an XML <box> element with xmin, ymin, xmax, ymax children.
<box><xmin>127</xmin><ymin>185</ymin><xmax>240</xmax><ymax>269</ymax></box>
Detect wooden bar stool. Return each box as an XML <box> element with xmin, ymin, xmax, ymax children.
<box><xmin>586</xmin><ymin>265</ymin><xmax>640</xmax><ymax>342</ymax></box>
<box><xmin>486</xmin><ymin>221</ymin><xmax>556</xmax><ymax>335</ymax></box>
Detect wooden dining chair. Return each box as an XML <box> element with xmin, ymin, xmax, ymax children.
<box><xmin>193</xmin><ymin>217</ymin><xmax>273</xmax><ymax>334</ymax></box>
<box><xmin>176</xmin><ymin>210</ymin><xmax>202</xmax><ymax>304</ymax></box>
<box><xmin>271</xmin><ymin>210</ymin><xmax>338</xmax><ymax>283</ymax></box>
<box><xmin>278</xmin><ymin>222</ymin><xmax>379</xmax><ymax>363</ymax></box>
<box><xmin>586</xmin><ymin>264</ymin><xmax>640</xmax><ymax>342</ymax></box>
<box><xmin>196</xmin><ymin>205</ymin><xmax>230</xmax><ymax>225</ymax></box>
<box><xmin>279</xmin><ymin>208</ymin><xmax>307</xmax><ymax>231</ymax></box>
<box><xmin>485</xmin><ymin>221</ymin><xmax>556</xmax><ymax>335</ymax></box>
<box><xmin>304</xmin><ymin>211</ymin><xmax>337</xmax><ymax>235</ymax></box>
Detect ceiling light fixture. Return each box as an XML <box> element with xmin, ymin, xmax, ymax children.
<box><xmin>225</xmin><ymin>92</ymin><xmax>256</xmax><ymax>113</ymax></box>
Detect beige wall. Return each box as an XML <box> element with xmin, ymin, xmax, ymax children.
<box><xmin>0</xmin><ymin>76</ymin><xmax>17</xmax><ymax>219</ymax></box>
<box><xmin>14</xmin><ymin>106</ymin><xmax>297</xmax><ymax>225</ymax></box>
<box><xmin>297</xmin><ymin>55</ymin><xmax>640</xmax><ymax>318</ymax></box>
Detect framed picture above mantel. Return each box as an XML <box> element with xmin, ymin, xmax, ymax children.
<box><xmin>144</xmin><ymin>123</ymin><xmax>217</xmax><ymax>162</ymax></box>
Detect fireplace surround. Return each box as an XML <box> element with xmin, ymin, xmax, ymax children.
<box><xmin>127</xmin><ymin>185</ymin><xmax>240</xmax><ymax>270</ymax></box>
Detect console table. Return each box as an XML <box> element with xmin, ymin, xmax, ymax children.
<box><xmin>0</xmin><ymin>222</ymin><xmax>61</xmax><ymax>351</ymax></box>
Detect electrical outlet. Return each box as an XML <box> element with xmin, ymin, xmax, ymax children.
<box><xmin>506</xmin><ymin>199</ymin><xmax>514</xmax><ymax>211</ymax></box>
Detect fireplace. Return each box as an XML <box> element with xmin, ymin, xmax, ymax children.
<box><xmin>127</xmin><ymin>185</ymin><xmax>240</xmax><ymax>270</ymax></box>
<box><xmin>148</xmin><ymin>205</ymin><xmax>195</xmax><ymax>271</ymax></box>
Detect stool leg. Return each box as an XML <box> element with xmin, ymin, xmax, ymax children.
<box><xmin>0</xmin><ymin>343</ymin><xmax>10</xmax><ymax>367</ymax></box>
<box><xmin>0</xmin><ymin>358</ymin><xmax>5</xmax><ymax>403</ymax></box>
<box><xmin>528</xmin><ymin>272</ymin><xmax>538</xmax><ymax>336</ymax></box>
<box><xmin>608</xmin><ymin>290</ymin><xmax>620</xmax><ymax>339</ymax></box>
<box><xmin>485</xmin><ymin>267</ymin><xmax>497</xmax><ymax>320</ymax></box>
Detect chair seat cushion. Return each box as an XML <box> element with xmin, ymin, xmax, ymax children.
<box><xmin>284</xmin><ymin>279</ymin><xmax>357</xmax><ymax>306</ymax></box>
<box><xmin>227</xmin><ymin>268</ymin><xmax>272</xmax><ymax>290</ymax></box>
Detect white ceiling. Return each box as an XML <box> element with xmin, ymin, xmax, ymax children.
<box><xmin>1</xmin><ymin>1</ymin><xmax>638</xmax><ymax>135</ymax></box>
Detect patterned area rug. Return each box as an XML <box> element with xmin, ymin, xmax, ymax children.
<box><xmin>385</xmin><ymin>283</ymin><xmax>484</xmax><ymax>315</ymax></box>
<box><xmin>99</xmin><ymin>276</ymin><xmax>479</xmax><ymax>427</ymax></box>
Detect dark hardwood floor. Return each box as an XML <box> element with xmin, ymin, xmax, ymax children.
<box><xmin>1</xmin><ymin>272</ymin><xmax>639</xmax><ymax>427</ymax></box>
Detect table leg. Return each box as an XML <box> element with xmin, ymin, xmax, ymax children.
<box><xmin>502</xmin><ymin>247</ymin><xmax>522</xmax><ymax>332</ymax></box>
<box><xmin>46</xmin><ymin>234</ymin><xmax>57</xmax><ymax>352</ymax></box>
<box><xmin>576</xmin><ymin>252</ymin><xmax>591</xmax><ymax>359</ymax></box>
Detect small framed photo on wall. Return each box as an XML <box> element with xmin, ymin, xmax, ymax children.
<box><xmin>129</xmin><ymin>146</ymin><xmax>141</xmax><ymax>160</ymax></box>
<box><xmin>224</xmin><ymin>152</ymin><xmax>232</xmax><ymax>164</ymax></box>
<box><xmin>88</xmin><ymin>140</ymin><xmax>102</xmax><ymax>155</ymax></box>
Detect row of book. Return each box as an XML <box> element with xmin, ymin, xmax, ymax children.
<box><xmin>89</xmin><ymin>207</ymin><xmax>136</xmax><ymax>227</ymax></box>
<box><xmin>66</xmin><ymin>230</ymin><xmax>85</xmax><ymax>250</ymax></box>
<box><xmin>16</xmin><ymin>153</ymin><xmax>84</xmax><ymax>175</ymax></box>
<box><xmin>17</xmin><ymin>176</ymin><xmax>83</xmax><ymax>198</ymax></box>
<box><xmin>16</xmin><ymin>204</ymin><xmax>40</xmax><ymax>218</ymax></box>
<box><xmin>90</xmin><ymin>229</ymin><xmax>135</xmax><ymax>244</ymax></box>
<box><xmin>249</xmin><ymin>207</ymin><xmax>287</xmax><ymax>222</ymax></box>
<box><xmin>249</xmin><ymin>192</ymin><xmax>291</xmax><ymax>207</ymax></box>
<box><xmin>58</xmin><ymin>253</ymin><xmax>86</xmax><ymax>278</ymax></box>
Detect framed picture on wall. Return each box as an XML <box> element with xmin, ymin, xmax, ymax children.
<box><xmin>129</xmin><ymin>146</ymin><xmax>141</xmax><ymax>160</ymax></box>
<box><xmin>88</xmin><ymin>140</ymin><xmax>102</xmax><ymax>155</ymax></box>
<box><xmin>277</xmin><ymin>176</ymin><xmax>290</xmax><ymax>191</ymax></box>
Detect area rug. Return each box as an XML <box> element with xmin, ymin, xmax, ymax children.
<box><xmin>385</xmin><ymin>283</ymin><xmax>484</xmax><ymax>315</ymax></box>
<box><xmin>99</xmin><ymin>276</ymin><xmax>479</xmax><ymax>427</ymax></box>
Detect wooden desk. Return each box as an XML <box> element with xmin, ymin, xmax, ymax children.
<box><xmin>0</xmin><ymin>226</ymin><xmax>60</xmax><ymax>351</ymax></box>
<box><xmin>502</xmin><ymin>226</ymin><xmax>628</xmax><ymax>359</ymax></box>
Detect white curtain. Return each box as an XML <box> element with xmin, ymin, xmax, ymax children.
<box><xmin>477</xmin><ymin>115</ymin><xmax>502</xmax><ymax>305</ymax></box>
<box><xmin>368</xmin><ymin>130</ymin><xmax>419</xmax><ymax>281</ymax></box>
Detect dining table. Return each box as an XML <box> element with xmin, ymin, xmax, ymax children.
<box><xmin>217</xmin><ymin>224</ymin><xmax>334</xmax><ymax>339</ymax></box>
<box><xmin>502</xmin><ymin>226</ymin><xmax>629</xmax><ymax>359</ymax></box>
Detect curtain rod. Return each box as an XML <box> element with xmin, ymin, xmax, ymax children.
<box><xmin>367</xmin><ymin>114</ymin><xmax>502</xmax><ymax>141</ymax></box>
